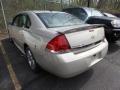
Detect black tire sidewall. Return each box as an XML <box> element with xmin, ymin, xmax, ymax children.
<box><xmin>25</xmin><ymin>47</ymin><xmax>38</xmax><ymax>72</ymax></box>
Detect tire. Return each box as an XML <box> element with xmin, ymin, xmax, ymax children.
<box><xmin>25</xmin><ymin>47</ymin><xmax>39</xmax><ymax>72</ymax></box>
<box><xmin>105</xmin><ymin>28</ymin><xmax>119</xmax><ymax>43</ymax></box>
<box><xmin>107</xmin><ymin>34</ymin><xmax>119</xmax><ymax>43</ymax></box>
<box><xmin>107</xmin><ymin>37</ymin><xmax>117</xmax><ymax>43</ymax></box>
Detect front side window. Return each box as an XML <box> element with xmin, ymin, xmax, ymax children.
<box><xmin>36</xmin><ymin>12</ymin><xmax>84</xmax><ymax>28</ymax></box>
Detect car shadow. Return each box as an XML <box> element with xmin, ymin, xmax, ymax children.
<box><xmin>22</xmin><ymin>69</ymin><xmax>93</xmax><ymax>90</ymax></box>
<box><xmin>108</xmin><ymin>41</ymin><xmax>120</xmax><ymax>55</ymax></box>
<box><xmin>1</xmin><ymin>38</ymin><xmax>93</xmax><ymax>90</ymax></box>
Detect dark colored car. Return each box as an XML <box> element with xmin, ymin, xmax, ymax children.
<box><xmin>103</xmin><ymin>12</ymin><xmax>117</xmax><ymax>18</ymax></box>
<box><xmin>113</xmin><ymin>13</ymin><xmax>120</xmax><ymax>18</ymax></box>
<box><xmin>63</xmin><ymin>7</ymin><xmax>120</xmax><ymax>42</ymax></box>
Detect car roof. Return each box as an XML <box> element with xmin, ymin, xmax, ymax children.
<box><xmin>63</xmin><ymin>7</ymin><xmax>98</xmax><ymax>14</ymax></box>
<box><xmin>81</xmin><ymin>7</ymin><xmax>95</xmax><ymax>10</ymax></box>
<box><xmin>18</xmin><ymin>10</ymin><xmax>65</xmax><ymax>14</ymax></box>
<box><xmin>63</xmin><ymin>7</ymin><xmax>95</xmax><ymax>10</ymax></box>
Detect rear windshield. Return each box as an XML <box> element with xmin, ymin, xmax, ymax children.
<box><xmin>36</xmin><ymin>12</ymin><xmax>84</xmax><ymax>28</ymax></box>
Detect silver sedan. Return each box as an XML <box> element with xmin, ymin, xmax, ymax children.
<box><xmin>8</xmin><ymin>11</ymin><xmax>108</xmax><ymax>78</ymax></box>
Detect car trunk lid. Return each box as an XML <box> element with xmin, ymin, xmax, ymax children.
<box><xmin>56</xmin><ymin>24</ymin><xmax>104</xmax><ymax>49</ymax></box>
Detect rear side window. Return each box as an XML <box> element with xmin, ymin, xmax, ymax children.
<box><xmin>19</xmin><ymin>15</ymin><xmax>26</xmax><ymax>27</ymax></box>
<box><xmin>12</xmin><ymin>14</ymin><xmax>31</xmax><ymax>28</ymax></box>
<box><xmin>12</xmin><ymin>15</ymin><xmax>26</xmax><ymax>27</ymax></box>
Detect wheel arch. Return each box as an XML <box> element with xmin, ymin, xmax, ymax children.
<box><xmin>24</xmin><ymin>43</ymin><xmax>29</xmax><ymax>53</ymax></box>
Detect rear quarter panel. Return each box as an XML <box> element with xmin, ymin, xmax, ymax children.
<box><xmin>24</xmin><ymin>28</ymin><xmax>59</xmax><ymax>70</ymax></box>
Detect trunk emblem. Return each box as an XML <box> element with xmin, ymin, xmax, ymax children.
<box><xmin>89</xmin><ymin>30</ymin><xmax>94</xmax><ymax>32</ymax></box>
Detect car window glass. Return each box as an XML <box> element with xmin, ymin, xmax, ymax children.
<box><xmin>70</xmin><ymin>8</ymin><xmax>87</xmax><ymax>21</ymax></box>
<box><xmin>25</xmin><ymin>15</ymin><xmax>31</xmax><ymax>28</ymax></box>
<box><xmin>18</xmin><ymin>15</ymin><xmax>26</xmax><ymax>27</ymax></box>
<box><xmin>12</xmin><ymin>16</ymin><xmax>19</xmax><ymax>26</ymax></box>
<box><xmin>13</xmin><ymin>14</ymin><xmax>31</xmax><ymax>28</ymax></box>
<box><xmin>90</xmin><ymin>9</ymin><xmax>103</xmax><ymax>16</ymax></box>
<box><xmin>76</xmin><ymin>9</ymin><xmax>87</xmax><ymax>21</ymax></box>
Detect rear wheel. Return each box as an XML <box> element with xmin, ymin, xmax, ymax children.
<box><xmin>105</xmin><ymin>28</ymin><xmax>118</xmax><ymax>43</ymax></box>
<box><xmin>25</xmin><ymin>47</ymin><xmax>39</xmax><ymax>72</ymax></box>
<box><xmin>107</xmin><ymin>33</ymin><xmax>119</xmax><ymax>43</ymax></box>
<box><xmin>112</xmin><ymin>32</ymin><xmax>120</xmax><ymax>41</ymax></box>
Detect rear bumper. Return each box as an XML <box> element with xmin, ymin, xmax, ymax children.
<box><xmin>43</xmin><ymin>39</ymin><xmax>108</xmax><ymax>78</ymax></box>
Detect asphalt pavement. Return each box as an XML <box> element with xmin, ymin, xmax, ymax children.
<box><xmin>1</xmin><ymin>39</ymin><xmax>120</xmax><ymax>90</ymax></box>
<box><xmin>0</xmin><ymin>45</ymin><xmax>14</xmax><ymax>90</ymax></box>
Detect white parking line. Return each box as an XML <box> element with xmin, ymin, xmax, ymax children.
<box><xmin>0</xmin><ymin>41</ymin><xmax>22</xmax><ymax>90</ymax></box>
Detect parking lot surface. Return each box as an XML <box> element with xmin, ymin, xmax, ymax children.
<box><xmin>1</xmin><ymin>39</ymin><xmax>120</xmax><ymax>90</ymax></box>
<box><xmin>0</xmin><ymin>46</ymin><xmax>14</xmax><ymax>90</ymax></box>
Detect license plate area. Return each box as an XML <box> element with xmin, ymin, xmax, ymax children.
<box><xmin>88</xmin><ymin>52</ymin><xmax>102</xmax><ymax>67</ymax></box>
<box><xmin>92</xmin><ymin>52</ymin><xmax>101</xmax><ymax>59</ymax></box>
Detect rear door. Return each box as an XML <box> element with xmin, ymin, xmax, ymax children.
<box><xmin>16</xmin><ymin>14</ymin><xmax>31</xmax><ymax>49</ymax></box>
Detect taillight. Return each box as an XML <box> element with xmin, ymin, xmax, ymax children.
<box><xmin>46</xmin><ymin>34</ymin><xmax>71</xmax><ymax>52</ymax></box>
